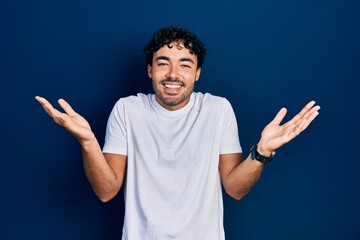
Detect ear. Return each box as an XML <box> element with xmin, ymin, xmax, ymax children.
<box><xmin>147</xmin><ymin>64</ymin><xmax>152</xmax><ymax>78</ymax></box>
<box><xmin>195</xmin><ymin>68</ymin><xmax>201</xmax><ymax>81</ymax></box>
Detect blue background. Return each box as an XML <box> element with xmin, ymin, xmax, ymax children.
<box><xmin>1</xmin><ymin>0</ymin><xmax>359</xmax><ymax>239</ymax></box>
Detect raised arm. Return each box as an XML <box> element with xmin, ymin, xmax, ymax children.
<box><xmin>35</xmin><ymin>96</ymin><xmax>126</xmax><ymax>202</ymax></box>
<box><xmin>220</xmin><ymin>100</ymin><xmax>320</xmax><ymax>200</ymax></box>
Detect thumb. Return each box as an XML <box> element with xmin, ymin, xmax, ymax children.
<box><xmin>58</xmin><ymin>98</ymin><xmax>77</xmax><ymax>116</ymax></box>
<box><xmin>270</xmin><ymin>107</ymin><xmax>287</xmax><ymax>125</ymax></box>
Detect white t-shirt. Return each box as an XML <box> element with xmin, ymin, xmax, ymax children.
<box><xmin>103</xmin><ymin>92</ymin><xmax>242</xmax><ymax>240</ymax></box>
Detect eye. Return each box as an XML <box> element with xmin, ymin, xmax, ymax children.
<box><xmin>157</xmin><ymin>62</ymin><xmax>168</xmax><ymax>66</ymax></box>
<box><xmin>181</xmin><ymin>64</ymin><xmax>191</xmax><ymax>68</ymax></box>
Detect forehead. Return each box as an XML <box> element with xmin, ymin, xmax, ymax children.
<box><xmin>153</xmin><ymin>42</ymin><xmax>198</xmax><ymax>64</ymax></box>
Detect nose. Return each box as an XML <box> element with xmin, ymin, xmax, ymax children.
<box><xmin>165</xmin><ymin>66</ymin><xmax>179</xmax><ymax>79</ymax></box>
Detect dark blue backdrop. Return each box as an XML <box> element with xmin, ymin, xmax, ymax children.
<box><xmin>1</xmin><ymin>0</ymin><xmax>359</xmax><ymax>239</ymax></box>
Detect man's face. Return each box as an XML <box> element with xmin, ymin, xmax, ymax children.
<box><xmin>147</xmin><ymin>41</ymin><xmax>201</xmax><ymax>111</ymax></box>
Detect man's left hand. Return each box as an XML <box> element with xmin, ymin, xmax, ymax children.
<box><xmin>257</xmin><ymin>100</ymin><xmax>321</xmax><ymax>156</ymax></box>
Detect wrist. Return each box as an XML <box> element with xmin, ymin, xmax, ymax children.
<box><xmin>80</xmin><ymin>135</ymin><xmax>98</xmax><ymax>151</ymax></box>
<box><xmin>250</xmin><ymin>140</ymin><xmax>276</xmax><ymax>164</ymax></box>
<box><xmin>256</xmin><ymin>140</ymin><xmax>273</xmax><ymax>157</ymax></box>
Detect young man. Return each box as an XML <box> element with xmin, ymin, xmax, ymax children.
<box><xmin>36</xmin><ymin>26</ymin><xmax>320</xmax><ymax>239</ymax></box>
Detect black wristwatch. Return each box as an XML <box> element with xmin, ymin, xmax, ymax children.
<box><xmin>250</xmin><ymin>142</ymin><xmax>275</xmax><ymax>164</ymax></box>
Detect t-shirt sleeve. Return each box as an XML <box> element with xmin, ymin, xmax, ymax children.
<box><xmin>219</xmin><ymin>99</ymin><xmax>242</xmax><ymax>154</ymax></box>
<box><xmin>102</xmin><ymin>99</ymin><xmax>128</xmax><ymax>155</ymax></box>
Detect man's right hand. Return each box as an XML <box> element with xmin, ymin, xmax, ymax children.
<box><xmin>35</xmin><ymin>96</ymin><xmax>95</xmax><ymax>144</ymax></box>
<box><xmin>36</xmin><ymin>96</ymin><xmax>127</xmax><ymax>202</ymax></box>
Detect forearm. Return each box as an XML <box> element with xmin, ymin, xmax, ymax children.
<box><xmin>224</xmin><ymin>155</ymin><xmax>265</xmax><ymax>200</ymax></box>
<box><xmin>80</xmin><ymin>137</ymin><xmax>119</xmax><ymax>202</ymax></box>
<box><xmin>35</xmin><ymin>96</ymin><xmax>123</xmax><ymax>201</ymax></box>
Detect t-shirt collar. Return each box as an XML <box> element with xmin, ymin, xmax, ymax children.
<box><xmin>150</xmin><ymin>93</ymin><xmax>195</xmax><ymax>117</ymax></box>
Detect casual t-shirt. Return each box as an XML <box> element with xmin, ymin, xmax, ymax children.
<box><xmin>103</xmin><ymin>92</ymin><xmax>242</xmax><ymax>240</ymax></box>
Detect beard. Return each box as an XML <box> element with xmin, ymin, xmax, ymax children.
<box><xmin>152</xmin><ymin>77</ymin><xmax>195</xmax><ymax>108</ymax></box>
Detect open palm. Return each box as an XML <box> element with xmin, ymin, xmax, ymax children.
<box><xmin>35</xmin><ymin>96</ymin><xmax>94</xmax><ymax>143</ymax></box>
<box><xmin>259</xmin><ymin>101</ymin><xmax>320</xmax><ymax>153</ymax></box>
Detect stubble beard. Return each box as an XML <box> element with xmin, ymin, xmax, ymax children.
<box><xmin>153</xmin><ymin>77</ymin><xmax>195</xmax><ymax>108</ymax></box>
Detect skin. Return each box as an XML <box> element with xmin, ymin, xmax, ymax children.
<box><xmin>220</xmin><ymin>100</ymin><xmax>320</xmax><ymax>199</ymax></box>
<box><xmin>35</xmin><ymin>41</ymin><xmax>320</xmax><ymax>201</ymax></box>
<box><xmin>147</xmin><ymin>41</ymin><xmax>201</xmax><ymax>111</ymax></box>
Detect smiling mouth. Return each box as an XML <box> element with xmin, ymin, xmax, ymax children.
<box><xmin>164</xmin><ymin>83</ymin><xmax>182</xmax><ymax>89</ymax></box>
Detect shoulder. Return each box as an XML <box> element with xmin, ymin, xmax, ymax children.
<box><xmin>193</xmin><ymin>92</ymin><xmax>232</xmax><ymax>110</ymax></box>
<box><xmin>113</xmin><ymin>93</ymin><xmax>152</xmax><ymax>109</ymax></box>
<box><xmin>108</xmin><ymin>93</ymin><xmax>153</xmax><ymax>120</ymax></box>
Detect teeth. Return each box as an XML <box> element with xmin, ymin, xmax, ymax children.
<box><xmin>165</xmin><ymin>84</ymin><xmax>181</xmax><ymax>89</ymax></box>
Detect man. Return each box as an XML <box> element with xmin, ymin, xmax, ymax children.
<box><xmin>36</xmin><ymin>26</ymin><xmax>320</xmax><ymax>239</ymax></box>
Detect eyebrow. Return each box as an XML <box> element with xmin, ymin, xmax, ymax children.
<box><xmin>180</xmin><ymin>58</ymin><xmax>195</xmax><ymax>64</ymax></box>
<box><xmin>155</xmin><ymin>56</ymin><xmax>170</xmax><ymax>62</ymax></box>
<box><xmin>155</xmin><ymin>56</ymin><xmax>195</xmax><ymax>64</ymax></box>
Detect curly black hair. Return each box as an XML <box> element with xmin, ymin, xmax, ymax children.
<box><xmin>143</xmin><ymin>25</ymin><xmax>207</xmax><ymax>69</ymax></box>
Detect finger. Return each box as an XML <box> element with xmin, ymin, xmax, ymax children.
<box><xmin>302</xmin><ymin>109</ymin><xmax>320</xmax><ymax>128</ymax></box>
<box><xmin>35</xmin><ymin>96</ymin><xmax>62</xmax><ymax>118</ymax></box>
<box><xmin>58</xmin><ymin>98</ymin><xmax>77</xmax><ymax>116</ymax></box>
<box><xmin>297</xmin><ymin>100</ymin><xmax>317</xmax><ymax>119</ymax></box>
<box><xmin>285</xmin><ymin>101</ymin><xmax>317</xmax><ymax>126</ymax></box>
<box><xmin>35</xmin><ymin>96</ymin><xmax>50</xmax><ymax>106</ymax></box>
<box><xmin>293</xmin><ymin>110</ymin><xmax>320</xmax><ymax>135</ymax></box>
<box><xmin>307</xmin><ymin>105</ymin><xmax>321</xmax><ymax>116</ymax></box>
<box><xmin>270</xmin><ymin>107</ymin><xmax>287</xmax><ymax>125</ymax></box>
<box><xmin>293</xmin><ymin>120</ymin><xmax>310</xmax><ymax>136</ymax></box>
<box><xmin>292</xmin><ymin>105</ymin><xmax>321</xmax><ymax>127</ymax></box>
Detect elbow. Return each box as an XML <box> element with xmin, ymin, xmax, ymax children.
<box><xmin>228</xmin><ymin>192</ymin><xmax>245</xmax><ymax>201</ymax></box>
<box><xmin>232</xmin><ymin>195</ymin><xmax>243</xmax><ymax>201</ymax></box>
<box><xmin>93</xmin><ymin>182</ymin><xmax>122</xmax><ymax>203</ymax></box>
<box><xmin>98</xmin><ymin>195</ymin><xmax>113</xmax><ymax>203</ymax></box>
<box><xmin>225</xmin><ymin>188</ymin><xmax>249</xmax><ymax>201</ymax></box>
<box><xmin>96</xmin><ymin>190</ymin><xmax>118</xmax><ymax>203</ymax></box>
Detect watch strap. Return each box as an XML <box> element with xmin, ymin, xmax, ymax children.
<box><xmin>250</xmin><ymin>142</ymin><xmax>275</xmax><ymax>164</ymax></box>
